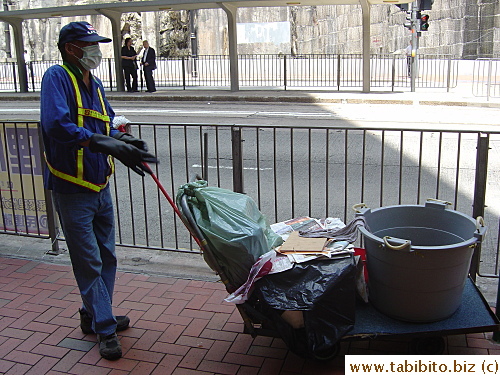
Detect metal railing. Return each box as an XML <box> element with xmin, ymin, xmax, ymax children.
<box><xmin>0</xmin><ymin>62</ymin><xmax>18</xmax><ymax>92</ymax></box>
<box><xmin>2</xmin><ymin>53</ymin><xmax>458</xmax><ymax>92</ymax></box>
<box><xmin>0</xmin><ymin>122</ymin><xmax>57</xmax><ymax>242</ymax></box>
<box><xmin>1</xmin><ymin>121</ymin><xmax>499</xmax><ymax>279</ymax></box>
<box><xmin>473</xmin><ymin>58</ymin><xmax>500</xmax><ymax>100</ymax></box>
<box><xmin>106</xmin><ymin>124</ymin><xmax>500</xmax><ymax>279</ymax></box>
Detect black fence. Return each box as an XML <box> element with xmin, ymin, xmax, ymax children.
<box><xmin>1</xmin><ymin>121</ymin><xmax>499</xmax><ymax>280</ymax></box>
<box><xmin>0</xmin><ymin>53</ymin><xmax>458</xmax><ymax>92</ymax></box>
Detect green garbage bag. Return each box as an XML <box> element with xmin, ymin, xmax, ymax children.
<box><xmin>177</xmin><ymin>181</ymin><xmax>283</xmax><ymax>287</ymax></box>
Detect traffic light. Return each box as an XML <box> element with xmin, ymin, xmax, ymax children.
<box><xmin>420</xmin><ymin>14</ymin><xmax>429</xmax><ymax>31</ymax></box>
<box><xmin>404</xmin><ymin>11</ymin><xmax>412</xmax><ymax>30</ymax></box>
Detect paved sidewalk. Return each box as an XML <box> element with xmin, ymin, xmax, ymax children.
<box><xmin>1</xmin><ymin>255</ymin><xmax>500</xmax><ymax>375</ymax></box>
<box><xmin>1</xmin><ymin>86</ymin><xmax>500</xmax><ymax>374</ymax></box>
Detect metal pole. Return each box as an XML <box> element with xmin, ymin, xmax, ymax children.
<box><xmin>11</xmin><ymin>62</ymin><xmax>17</xmax><ymax>92</ymax></box>
<box><xmin>108</xmin><ymin>58</ymin><xmax>113</xmax><ymax>91</ymax></box>
<box><xmin>469</xmin><ymin>133</ymin><xmax>489</xmax><ymax>280</ymax></box>
<box><xmin>140</xmin><ymin>67</ymin><xmax>144</xmax><ymax>92</ymax></box>
<box><xmin>231</xmin><ymin>127</ymin><xmax>244</xmax><ymax>193</ymax></box>
<box><xmin>283</xmin><ymin>54</ymin><xmax>287</xmax><ymax>90</ymax></box>
<box><xmin>97</xmin><ymin>9</ymin><xmax>125</xmax><ymax>92</ymax></box>
<box><xmin>3</xmin><ymin>0</ymin><xmax>11</xmax><ymax>59</ymax></box>
<box><xmin>182</xmin><ymin>56</ymin><xmax>186</xmax><ymax>90</ymax></box>
<box><xmin>337</xmin><ymin>54</ymin><xmax>341</xmax><ymax>91</ymax></box>
<box><xmin>189</xmin><ymin>10</ymin><xmax>198</xmax><ymax>78</ymax></box>
<box><xmin>37</xmin><ymin>125</ymin><xmax>60</xmax><ymax>255</ymax></box>
<box><xmin>203</xmin><ymin>132</ymin><xmax>208</xmax><ymax>182</ymax></box>
<box><xmin>360</xmin><ymin>0</ymin><xmax>371</xmax><ymax>93</ymax></box>
<box><xmin>410</xmin><ymin>1</ymin><xmax>419</xmax><ymax>92</ymax></box>
<box><xmin>29</xmin><ymin>62</ymin><xmax>34</xmax><ymax>92</ymax></box>
<box><xmin>391</xmin><ymin>54</ymin><xmax>396</xmax><ymax>91</ymax></box>
<box><xmin>486</xmin><ymin>59</ymin><xmax>492</xmax><ymax>102</ymax></box>
<box><xmin>446</xmin><ymin>55</ymin><xmax>452</xmax><ymax>92</ymax></box>
<box><xmin>220</xmin><ymin>3</ymin><xmax>239</xmax><ymax>92</ymax></box>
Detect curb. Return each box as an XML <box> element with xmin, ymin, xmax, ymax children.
<box><xmin>1</xmin><ymin>92</ymin><xmax>499</xmax><ymax>108</ymax></box>
<box><xmin>105</xmin><ymin>94</ymin><xmax>500</xmax><ymax>108</ymax></box>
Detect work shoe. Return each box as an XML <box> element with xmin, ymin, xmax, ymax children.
<box><xmin>79</xmin><ymin>309</ymin><xmax>130</xmax><ymax>334</ymax></box>
<box><xmin>97</xmin><ymin>333</ymin><xmax>122</xmax><ymax>360</ymax></box>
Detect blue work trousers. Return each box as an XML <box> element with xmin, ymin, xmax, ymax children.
<box><xmin>53</xmin><ymin>188</ymin><xmax>117</xmax><ymax>336</ymax></box>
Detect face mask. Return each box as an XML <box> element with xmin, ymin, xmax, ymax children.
<box><xmin>71</xmin><ymin>44</ymin><xmax>102</xmax><ymax>70</ymax></box>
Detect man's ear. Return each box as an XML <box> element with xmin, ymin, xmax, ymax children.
<box><xmin>65</xmin><ymin>43</ymin><xmax>77</xmax><ymax>57</ymax></box>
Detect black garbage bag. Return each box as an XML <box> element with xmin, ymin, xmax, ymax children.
<box><xmin>253</xmin><ymin>256</ymin><xmax>356</xmax><ymax>359</ymax></box>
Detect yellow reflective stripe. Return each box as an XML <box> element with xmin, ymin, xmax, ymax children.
<box><xmin>96</xmin><ymin>84</ymin><xmax>107</xmax><ymax>115</ymax></box>
<box><xmin>62</xmin><ymin>65</ymin><xmax>86</xmax><ymax>180</ymax></box>
<box><xmin>77</xmin><ymin>107</ymin><xmax>110</xmax><ymax>123</ymax></box>
<box><xmin>50</xmin><ymin>65</ymin><xmax>114</xmax><ymax>191</ymax></box>
<box><xmin>95</xmin><ymin>83</ymin><xmax>110</xmax><ymax>135</ymax></box>
<box><xmin>94</xmin><ymin>78</ymin><xmax>113</xmax><ymax>172</ymax></box>
<box><xmin>108</xmin><ymin>155</ymin><xmax>115</xmax><ymax>175</ymax></box>
<box><xmin>45</xmin><ymin>153</ymin><xmax>109</xmax><ymax>192</ymax></box>
<box><xmin>76</xmin><ymin>149</ymin><xmax>84</xmax><ymax>180</ymax></box>
<box><xmin>61</xmin><ymin>65</ymin><xmax>84</xmax><ymax>128</ymax></box>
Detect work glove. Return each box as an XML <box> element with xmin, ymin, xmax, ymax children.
<box><xmin>112</xmin><ymin>132</ymin><xmax>149</xmax><ymax>152</ymax></box>
<box><xmin>89</xmin><ymin>134</ymin><xmax>158</xmax><ymax>176</ymax></box>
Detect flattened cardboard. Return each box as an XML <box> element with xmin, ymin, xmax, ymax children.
<box><xmin>278</xmin><ymin>231</ymin><xmax>327</xmax><ymax>253</ymax></box>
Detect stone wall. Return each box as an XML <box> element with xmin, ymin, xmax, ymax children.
<box><xmin>199</xmin><ymin>0</ymin><xmax>500</xmax><ymax>58</ymax></box>
<box><xmin>0</xmin><ymin>0</ymin><xmax>498</xmax><ymax>61</ymax></box>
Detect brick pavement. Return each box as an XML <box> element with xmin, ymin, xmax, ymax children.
<box><xmin>1</xmin><ymin>256</ymin><xmax>500</xmax><ymax>375</ymax></box>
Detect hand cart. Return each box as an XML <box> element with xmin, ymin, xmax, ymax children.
<box><xmin>171</xmin><ymin>186</ymin><xmax>500</xmax><ymax>359</ymax></box>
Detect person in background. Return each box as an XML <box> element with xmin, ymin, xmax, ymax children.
<box><xmin>140</xmin><ymin>40</ymin><xmax>156</xmax><ymax>93</ymax></box>
<box><xmin>405</xmin><ymin>41</ymin><xmax>413</xmax><ymax>78</ymax></box>
<box><xmin>24</xmin><ymin>49</ymin><xmax>32</xmax><ymax>89</ymax></box>
<box><xmin>40</xmin><ymin>21</ymin><xmax>158</xmax><ymax>360</ymax></box>
<box><xmin>121</xmin><ymin>37</ymin><xmax>138</xmax><ymax>92</ymax></box>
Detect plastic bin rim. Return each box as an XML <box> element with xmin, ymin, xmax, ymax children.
<box><xmin>356</xmin><ymin>203</ymin><xmax>481</xmax><ymax>250</ymax></box>
<box><xmin>358</xmin><ymin>225</ymin><xmax>478</xmax><ymax>251</ymax></box>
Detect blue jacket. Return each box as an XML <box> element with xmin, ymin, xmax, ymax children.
<box><xmin>40</xmin><ymin>63</ymin><xmax>117</xmax><ymax>193</ymax></box>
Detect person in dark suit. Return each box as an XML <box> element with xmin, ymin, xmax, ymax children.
<box><xmin>121</xmin><ymin>37</ymin><xmax>138</xmax><ymax>92</ymax></box>
<box><xmin>140</xmin><ymin>40</ymin><xmax>156</xmax><ymax>93</ymax></box>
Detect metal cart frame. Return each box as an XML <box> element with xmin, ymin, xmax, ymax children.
<box><xmin>177</xmin><ymin>193</ymin><xmax>500</xmax><ymax>357</ymax></box>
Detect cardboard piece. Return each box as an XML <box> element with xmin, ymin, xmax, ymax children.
<box><xmin>277</xmin><ymin>231</ymin><xmax>328</xmax><ymax>253</ymax></box>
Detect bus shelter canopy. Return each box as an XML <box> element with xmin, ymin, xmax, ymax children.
<box><xmin>1</xmin><ymin>0</ymin><xmax>411</xmax><ymax>19</ymax></box>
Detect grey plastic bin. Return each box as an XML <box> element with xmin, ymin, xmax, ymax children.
<box><xmin>356</xmin><ymin>200</ymin><xmax>486</xmax><ymax>323</ymax></box>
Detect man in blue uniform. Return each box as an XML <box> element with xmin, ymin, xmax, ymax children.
<box><xmin>40</xmin><ymin>21</ymin><xmax>157</xmax><ymax>360</ymax></box>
